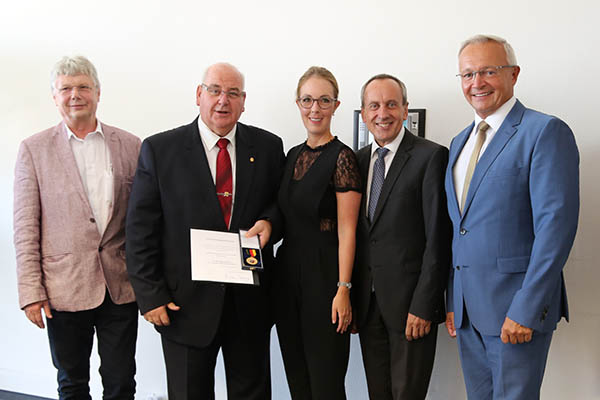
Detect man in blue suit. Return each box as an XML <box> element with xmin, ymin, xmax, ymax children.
<box><xmin>445</xmin><ymin>34</ymin><xmax>579</xmax><ymax>399</ymax></box>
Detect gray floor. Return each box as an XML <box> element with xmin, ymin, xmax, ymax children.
<box><xmin>0</xmin><ymin>391</ymin><xmax>53</xmax><ymax>400</ymax></box>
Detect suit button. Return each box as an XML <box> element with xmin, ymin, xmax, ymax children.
<box><xmin>456</xmin><ymin>266</ymin><xmax>461</xmax><ymax>270</ymax></box>
<box><xmin>371</xmin><ymin>240</ymin><xmax>377</xmax><ymax>245</ymax></box>
<box><xmin>90</xmin><ymin>217</ymin><xmax>96</xmax><ymax>223</ymax></box>
<box><xmin>459</xmin><ymin>228</ymin><xmax>467</xmax><ymax>235</ymax></box>
<box><xmin>98</xmin><ymin>246</ymin><xmax>103</xmax><ymax>252</ymax></box>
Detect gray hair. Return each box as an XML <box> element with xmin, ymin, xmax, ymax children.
<box><xmin>459</xmin><ymin>34</ymin><xmax>518</xmax><ymax>66</ymax></box>
<box><xmin>50</xmin><ymin>55</ymin><xmax>100</xmax><ymax>91</ymax></box>
<box><xmin>360</xmin><ymin>74</ymin><xmax>408</xmax><ymax>108</ymax></box>
<box><xmin>202</xmin><ymin>62</ymin><xmax>245</xmax><ymax>90</ymax></box>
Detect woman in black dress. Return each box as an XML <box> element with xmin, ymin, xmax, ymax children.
<box><xmin>275</xmin><ymin>66</ymin><xmax>362</xmax><ymax>399</ymax></box>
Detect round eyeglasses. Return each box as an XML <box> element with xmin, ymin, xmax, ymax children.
<box><xmin>297</xmin><ymin>95</ymin><xmax>337</xmax><ymax>109</ymax></box>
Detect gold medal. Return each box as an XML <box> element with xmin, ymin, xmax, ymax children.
<box><xmin>246</xmin><ymin>256</ymin><xmax>258</xmax><ymax>265</ymax></box>
<box><xmin>242</xmin><ymin>248</ymin><xmax>261</xmax><ymax>269</ymax></box>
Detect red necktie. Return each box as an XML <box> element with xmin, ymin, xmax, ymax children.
<box><xmin>216</xmin><ymin>138</ymin><xmax>233</xmax><ymax>228</ymax></box>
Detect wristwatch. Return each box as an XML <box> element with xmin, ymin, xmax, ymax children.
<box><xmin>337</xmin><ymin>281</ymin><xmax>352</xmax><ymax>289</ymax></box>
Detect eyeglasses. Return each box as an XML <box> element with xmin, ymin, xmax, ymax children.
<box><xmin>201</xmin><ymin>84</ymin><xmax>244</xmax><ymax>99</ymax></box>
<box><xmin>456</xmin><ymin>65</ymin><xmax>516</xmax><ymax>81</ymax></box>
<box><xmin>297</xmin><ymin>95</ymin><xmax>337</xmax><ymax>109</ymax></box>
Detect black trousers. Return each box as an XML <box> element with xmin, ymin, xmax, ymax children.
<box><xmin>275</xmin><ymin>279</ymin><xmax>350</xmax><ymax>399</ymax></box>
<box><xmin>358</xmin><ymin>292</ymin><xmax>437</xmax><ymax>400</ymax></box>
<box><xmin>161</xmin><ymin>289</ymin><xmax>271</xmax><ymax>400</ymax></box>
<box><xmin>46</xmin><ymin>292</ymin><xmax>138</xmax><ymax>400</ymax></box>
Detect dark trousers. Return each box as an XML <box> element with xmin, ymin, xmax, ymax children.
<box><xmin>275</xmin><ymin>284</ymin><xmax>350</xmax><ymax>400</ymax></box>
<box><xmin>46</xmin><ymin>292</ymin><xmax>138</xmax><ymax>400</ymax></box>
<box><xmin>457</xmin><ymin>306</ymin><xmax>553</xmax><ymax>400</ymax></box>
<box><xmin>358</xmin><ymin>293</ymin><xmax>437</xmax><ymax>400</ymax></box>
<box><xmin>161</xmin><ymin>289</ymin><xmax>271</xmax><ymax>400</ymax></box>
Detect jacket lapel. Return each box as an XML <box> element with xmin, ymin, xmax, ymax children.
<box><xmin>184</xmin><ymin>118</ymin><xmax>226</xmax><ymax>228</ymax></box>
<box><xmin>461</xmin><ymin>100</ymin><xmax>525</xmax><ymax>218</ymax></box>
<box><xmin>103</xmin><ymin>125</ymin><xmax>121</xmax><ymax>228</ymax></box>
<box><xmin>230</xmin><ymin>123</ymin><xmax>255</xmax><ymax>231</ymax></box>
<box><xmin>357</xmin><ymin>145</ymin><xmax>372</xmax><ymax>226</ymax></box>
<box><xmin>370</xmin><ymin>132</ymin><xmax>413</xmax><ymax>228</ymax></box>
<box><xmin>53</xmin><ymin>123</ymin><xmax>94</xmax><ymax>216</ymax></box>
<box><xmin>447</xmin><ymin>123</ymin><xmax>474</xmax><ymax>217</ymax></box>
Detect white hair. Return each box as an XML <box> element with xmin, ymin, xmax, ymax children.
<box><xmin>50</xmin><ymin>55</ymin><xmax>100</xmax><ymax>91</ymax></box>
<box><xmin>459</xmin><ymin>34</ymin><xmax>518</xmax><ymax>66</ymax></box>
<box><xmin>202</xmin><ymin>62</ymin><xmax>245</xmax><ymax>90</ymax></box>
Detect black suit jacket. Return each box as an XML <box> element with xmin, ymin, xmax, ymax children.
<box><xmin>354</xmin><ymin>131</ymin><xmax>451</xmax><ymax>332</ymax></box>
<box><xmin>126</xmin><ymin>118</ymin><xmax>284</xmax><ymax>347</ymax></box>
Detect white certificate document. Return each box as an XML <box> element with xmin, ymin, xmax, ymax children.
<box><xmin>190</xmin><ymin>229</ymin><xmax>259</xmax><ymax>285</ymax></box>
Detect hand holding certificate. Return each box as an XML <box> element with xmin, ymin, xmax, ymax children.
<box><xmin>190</xmin><ymin>229</ymin><xmax>263</xmax><ymax>285</ymax></box>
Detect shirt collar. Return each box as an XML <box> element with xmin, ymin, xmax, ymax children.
<box><xmin>197</xmin><ymin>117</ymin><xmax>237</xmax><ymax>149</ymax></box>
<box><xmin>65</xmin><ymin>120</ymin><xmax>103</xmax><ymax>141</ymax></box>
<box><xmin>473</xmin><ymin>96</ymin><xmax>517</xmax><ymax>133</ymax></box>
<box><xmin>370</xmin><ymin>126</ymin><xmax>405</xmax><ymax>159</ymax></box>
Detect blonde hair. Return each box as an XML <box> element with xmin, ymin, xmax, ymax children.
<box><xmin>296</xmin><ymin>66</ymin><xmax>339</xmax><ymax>99</ymax></box>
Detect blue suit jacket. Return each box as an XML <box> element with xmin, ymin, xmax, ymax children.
<box><xmin>445</xmin><ymin>100</ymin><xmax>579</xmax><ymax>336</ymax></box>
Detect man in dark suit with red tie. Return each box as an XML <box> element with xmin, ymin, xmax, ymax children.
<box><xmin>126</xmin><ymin>63</ymin><xmax>285</xmax><ymax>399</ymax></box>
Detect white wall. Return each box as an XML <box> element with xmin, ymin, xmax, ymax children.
<box><xmin>1</xmin><ymin>1</ymin><xmax>598</xmax><ymax>399</ymax></box>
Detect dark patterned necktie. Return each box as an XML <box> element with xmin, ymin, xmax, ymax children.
<box><xmin>216</xmin><ymin>138</ymin><xmax>232</xmax><ymax>228</ymax></box>
<box><xmin>368</xmin><ymin>147</ymin><xmax>389</xmax><ymax>222</ymax></box>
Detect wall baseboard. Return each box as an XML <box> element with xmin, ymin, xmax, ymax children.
<box><xmin>0</xmin><ymin>390</ymin><xmax>53</xmax><ymax>400</ymax></box>
<box><xmin>0</xmin><ymin>365</ymin><xmax>164</xmax><ymax>400</ymax></box>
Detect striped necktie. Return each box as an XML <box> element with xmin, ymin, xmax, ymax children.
<box><xmin>368</xmin><ymin>147</ymin><xmax>389</xmax><ymax>222</ymax></box>
<box><xmin>216</xmin><ymin>138</ymin><xmax>233</xmax><ymax>228</ymax></box>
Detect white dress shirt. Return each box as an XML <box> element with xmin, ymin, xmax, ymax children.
<box><xmin>67</xmin><ymin>122</ymin><xmax>113</xmax><ymax>235</ymax></box>
<box><xmin>197</xmin><ymin>118</ymin><xmax>237</xmax><ymax>223</ymax></box>
<box><xmin>452</xmin><ymin>97</ymin><xmax>517</xmax><ymax>206</ymax></box>
<box><xmin>365</xmin><ymin>126</ymin><xmax>406</xmax><ymax>213</ymax></box>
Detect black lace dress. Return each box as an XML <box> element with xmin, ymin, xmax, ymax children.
<box><xmin>274</xmin><ymin>137</ymin><xmax>361</xmax><ymax>399</ymax></box>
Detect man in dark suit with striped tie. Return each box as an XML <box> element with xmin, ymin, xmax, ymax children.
<box><xmin>353</xmin><ymin>74</ymin><xmax>452</xmax><ymax>400</ymax></box>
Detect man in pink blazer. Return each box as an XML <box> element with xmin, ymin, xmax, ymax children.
<box><xmin>13</xmin><ymin>55</ymin><xmax>141</xmax><ymax>399</ymax></box>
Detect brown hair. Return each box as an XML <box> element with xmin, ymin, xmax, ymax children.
<box><xmin>360</xmin><ymin>74</ymin><xmax>408</xmax><ymax>107</ymax></box>
<box><xmin>296</xmin><ymin>66</ymin><xmax>339</xmax><ymax>99</ymax></box>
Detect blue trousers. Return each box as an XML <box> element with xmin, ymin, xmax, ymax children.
<box><xmin>457</xmin><ymin>307</ymin><xmax>553</xmax><ymax>400</ymax></box>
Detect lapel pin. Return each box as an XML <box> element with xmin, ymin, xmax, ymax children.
<box><xmin>250</xmin><ymin>157</ymin><xmax>255</xmax><ymax>163</ymax></box>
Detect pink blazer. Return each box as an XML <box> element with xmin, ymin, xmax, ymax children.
<box><xmin>14</xmin><ymin>122</ymin><xmax>141</xmax><ymax>312</ymax></box>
